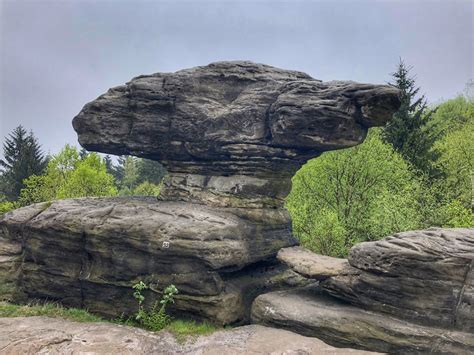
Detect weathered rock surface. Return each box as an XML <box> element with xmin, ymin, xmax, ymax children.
<box><xmin>254</xmin><ymin>228</ymin><xmax>474</xmax><ymax>353</ymax></box>
<box><xmin>0</xmin><ymin>197</ymin><xmax>309</xmax><ymax>324</ymax></box>
<box><xmin>321</xmin><ymin>228</ymin><xmax>474</xmax><ymax>332</ymax></box>
<box><xmin>0</xmin><ymin>317</ymin><xmax>379</xmax><ymax>354</ymax></box>
<box><xmin>251</xmin><ymin>286</ymin><xmax>474</xmax><ymax>354</ymax></box>
<box><xmin>277</xmin><ymin>246</ymin><xmax>351</xmax><ymax>280</ymax></box>
<box><xmin>73</xmin><ymin>61</ymin><xmax>400</xmax><ymax>207</ymax></box>
<box><xmin>73</xmin><ymin>61</ymin><xmax>400</xmax><ymax>177</ymax></box>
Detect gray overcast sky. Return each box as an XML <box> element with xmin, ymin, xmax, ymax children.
<box><xmin>0</xmin><ymin>0</ymin><xmax>472</xmax><ymax>158</ymax></box>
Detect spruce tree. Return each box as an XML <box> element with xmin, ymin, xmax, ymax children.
<box><xmin>383</xmin><ymin>60</ymin><xmax>437</xmax><ymax>175</ymax></box>
<box><xmin>0</xmin><ymin>126</ymin><xmax>47</xmax><ymax>200</ymax></box>
<box><xmin>104</xmin><ymin>155</ymin><xmax>114</xmax><ymax>176</ymax></box>
<box><xmin>137</xmin><ymin>159</ymin><xmax>166</xmax><ymax>185</ymax></box>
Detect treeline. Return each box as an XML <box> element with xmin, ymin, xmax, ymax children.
<box><xmin>0</xmin><ymin>132</ymin><xmax>166</xmax><ymax>213</ymax></box>
<box><xmin>287</xmin><ymin>61</ymin><xmax>473</xmax><ymax>256</ymax></box>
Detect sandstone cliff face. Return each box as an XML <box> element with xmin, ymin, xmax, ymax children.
<box><xmin>1</xmin><ymin>62</ymin><xmax>401</xmax><ymax>325</ymax></box>
<box><xmin>253</xmin><ymin>228</ymin><xmax>474</xmax><ymax>353</ymax></box>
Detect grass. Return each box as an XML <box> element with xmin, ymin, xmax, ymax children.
<box><xmin>0</xmin><ymin>301</ymin><xmax>221</xmax><ymax>341</ymax></box>
<box><xmin>167</xmin><ymin>319</ymin><xmax>219</xmax><ymax>342</ymax></box>
<box><xmin>0</xmin><ymin>301</ymin><xmax>103</xmax><ymax>323</ymax></box>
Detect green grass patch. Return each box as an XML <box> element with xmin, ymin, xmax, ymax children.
<box><xmin>0</xmin><ymin>301</ymin><xmax>103</xmax><ymax>323</ymax></box>
<box><xmin>166</xmin><ymin>319</ymin><xmax>220</xmax><ymax>343</ymax></box>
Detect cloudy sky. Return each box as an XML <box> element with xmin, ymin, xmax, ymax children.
<box><xmin>0</xmin><ymin>0</ymin><xmax>472</xmax><ymax>157</ymax></box>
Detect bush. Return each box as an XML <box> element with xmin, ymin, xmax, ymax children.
<box><xmin>132</xmin><ymin>281</ymin><xmax>179</xmax><ymax>332</ymax></box>
<box><xmin>287</xmin><ymin>129</ymin><xmax>424</xmax><ymax>257</ymax></box>
<box><xmin>18</xmin><ymin>145</ymin><xmax>117</xmax><ymax>206</ymax></box>
<box><xmin>0</xmin><ymin>201</ymin><xmax>16</xmax><ymax>214</ymax></box>
<box><xmin>132</xmin><ymin>181</ymin><xmax>162</xmax><ymax>197</ymax></box>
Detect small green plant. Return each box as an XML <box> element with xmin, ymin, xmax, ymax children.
<box><xmin>132</xmin><ymin>282</ymin><xmax>179</xmax><ymax>331</ymax></box>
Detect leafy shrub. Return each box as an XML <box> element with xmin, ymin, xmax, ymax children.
<box><xmin>18</xmin><ymin>145</ymin><xmax>117</xmax><ymax>206</ymax></box>
<box><xmin>0</xmin><ymin>201</ymin><xmax>16</xmax><ymax>214</ymax></box>
<box><xmin>132</xmin><ymin>281</ymin><xmax>179</xmax><ymax>331</ymax></box>
<box><xmin>440</xmin><ymin>200</ymin><xmax>474</xmax><ymax>228</ymax></box>
<box><xmin>132</xmin><ymin>181</ymin><xmax>162</xmax><ymax>197</ymax></box>
<box><xmin>287</xmin><ymin>129</ymin><xmax>424</xmax><ymax>257</ymax></box>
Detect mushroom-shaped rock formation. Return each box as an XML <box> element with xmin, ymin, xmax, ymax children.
<box><xmin>0</xmin><ymin>62</ymin><xmax>401</xmax><ymax>325</ymax></box>
<box><xmin>73</xmin><ymin>61</ymin><xmax>400</xmax><ymax>207</ymax></box>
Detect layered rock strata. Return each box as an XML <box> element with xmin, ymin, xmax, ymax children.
<box><xmin>73</xmin><ymin>61</ymin><xmax>401</xmax><ymax>208</ymax></box>
<box><xmin>0</xmin><ymin>198</ymin><xmax>307</xmax><ymax>324</ymax></box>
<box><xmin>1</xmin><ymin>61</ymin><xmax>401</xmax><ymax>324</ymax></box>
<box><xmin>252</xmin><ymin>228</ymin><xmax>474</xmax><ymax>353</ymax></box>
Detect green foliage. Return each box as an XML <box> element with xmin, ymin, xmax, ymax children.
<box><xmin>137</xmin><ymin>159</ymin><xmax>167</xmax><ymax>185</ymax></box>
<box><xmin>18</xmin><ymin>145</ymin><xmax>117</xmax><ymax>206</ymax></box>
<box><xmin>114</xmin><ymin>156</ymin><xmax>166</xmax><ymax>195</ymax></box>
<box><xmin>167</xmin><ymin>319</ymin><xmax>218</xmax><ymax>343</ymax></box>
<box><xmin>430</xmin><ymin>95</ymin><xmax>474</xmax><ymax>136</ymax></box>
<box><xmin>383</xmin><ymin>60</ymin><xmax>438</xmax><ymax>175</ymax></box>
<box><xmin>432</xmin><ymin>107</ymin><xmax>473</xmax><ymax>206</ymax></box>
<box><xmin>132</xmin><ymin>282</ymin><xmax>179</xmax><ymax>332</ymax></box>
<box><xmin>133</xmin><ymin>181</ymin><xmax>162</xmax><ymax>197</ymax></box>
<box><xmin>0</xmin><ymin>301</ymin><xmax>103</xmax><ymax>323</ymax></box>
<box><xmin>428</xmin><ymin>97</ymin><xmax>473</xmax><ymax>226</ymax></box>
<box><xmin>0</xmin><ymin>201</ymin><xmax>16</xmax><ymax>214</ymax></box>
<box><xmin>287</xmin><ymin>129</ymin><xmax>423</xmax><ymax>257</ymax></box>
<box><xmin>120</xmin><ymin>156</ymin><xmax>140</xmax><ymax>193</ymax></box>
<box><xmin>440</xmin><ymin>200</ymin><xmax>474</xmax><ymax>228</ymax></box>
<box><xmin>0</xmin><ymin>126</ymin><xmax>47</xmax><ymax>201</ymax></box>
<box><xmin>57</xmin><ymin>153</ymin><xmax>117</xmax><ymax>199</ymax></box>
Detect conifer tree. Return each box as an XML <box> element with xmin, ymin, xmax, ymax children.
<box><xmin>383</xmin><ymin>60</ymin><xmax>438</xmax><ymax>175</ymax></box>
<box><xmin>104</xmin><ymin>155</ymin><xmax>114</xmax><ymax>176</ymax></box>
<box><xmin>137</xmin><ymin>159</ymin><xmax>166</xmax><ymax>185</ymax></box>
<box><xmin>0</xmin><ymin>126</ymin><xmax>47</xmax><ymax>200</ymax></box>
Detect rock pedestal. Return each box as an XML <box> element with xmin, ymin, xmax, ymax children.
<box><xmin>0</xmin><ymin>61</ymin><xmax>400</xmax><ymax>324</ymax></box>
<box><xmin>252</xmin><ymin>228</ymin><xmax>474</xmax><ymax>353</ymax></box>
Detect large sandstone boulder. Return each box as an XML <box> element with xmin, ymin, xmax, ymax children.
<box><xmin>0</xmin><ymin>197</ymin><xmax>307</xmax><ymax>324</ymax></box>
<box><xmin>253</xmin><ymin>228</ymin><xmax>474</xmax><ymax>353</ymax></box>
<box><xmin>0</xmin><ymin>61</ymin><xmax>401</xmax><ymax>325</ymax></box>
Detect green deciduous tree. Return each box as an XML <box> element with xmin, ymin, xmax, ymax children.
<box><xmin>0</xmin><ymin>126</ymin><xmax>47</xmax><ymax>200</ymax></box>
<box><xmin>383</xmin><ymin>60</ymin><xmax>437</xmax><ymax>175</ymax></box>
<box><xmin>112</xmin><ymin>156</ymin><xmax>166</xmax><ymax>195</ymax></box>
<box><xmin>133</xmin><ymin>181</ymin><xmax>162</xmax><ymax>197</ymax></box>
<box><xmin>18</xmin><ymin>145</ymin><xmax>117</xmax><ymax>205</ymax></box>
<box><xmin>287</xmin><ymin>129</ymin><xmax>423</xmax><ymax>257</ymax></box>
<box><xmin>429</xmin><ymin>98</ymin><xmax>474</xmax><ymax>227</ymax></box>
<box><xmin>430</xmin><ymin>95</ymin><xmax>474</xmax><ymax>136</ymax></box>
